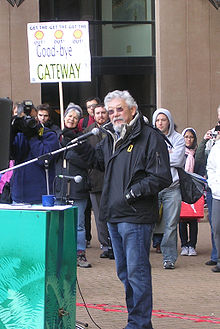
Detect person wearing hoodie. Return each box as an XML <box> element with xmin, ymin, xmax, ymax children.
<box><xmin>207</xmin><ymin>130</ymin><xmax>220</xmax><ymax>273</ymax></box>
<box><xmin>152</xmin><ymin>108</ymin><xmax>185</xmax><ymax>269</ymax></box>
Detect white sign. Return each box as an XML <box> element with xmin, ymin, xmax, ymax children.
<box><xmin>27</xmin><ymin>21</ymin><xmax>91</xmax><ymax>83</ymax></box>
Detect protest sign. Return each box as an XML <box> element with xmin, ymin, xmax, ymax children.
<box><xmin>27</xmin><ymin>21</ymin><xmax>91</xmax><ymax>83</ymax></box>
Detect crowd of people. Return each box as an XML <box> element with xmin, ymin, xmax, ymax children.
<box><xmin>0</xmin><ymin>93</ymin><xmax>219</xmax><ymax>329</ymax></box>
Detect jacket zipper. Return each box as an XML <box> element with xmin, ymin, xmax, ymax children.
<box><xmin>156</xmin><ymin>151</ymin><xmax>161</xmax><ymax>174</ymax></box>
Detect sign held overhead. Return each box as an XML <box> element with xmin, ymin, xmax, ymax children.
<box><xmin>27</xmin><ymin>21</ymin><xmax>91</xmax><ymax>83</ymax></box>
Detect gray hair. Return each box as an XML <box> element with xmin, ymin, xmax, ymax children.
<box><xmin>64</xmin><ymin>102</ymin><xmax>83</xmax><ymax>119</ymax></box>
<box><xmin>104</xmin><ymin>90</ymin><xmax>138</xmax><ymax>111</ymax></box>
<box><xmin>17</xmin><ymin>103</ymin><xmax>24</xmax><ymax>116</ymax></box>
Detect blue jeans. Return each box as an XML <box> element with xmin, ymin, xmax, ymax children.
<box><xmin>152</xmin><ymin>233</ymin><xmax>163</xmax><ymax>248</ymax></box>
<box><xmin>108</xmin><ymin>222</ymin><xmax>154</xmax><ymax>329</ymax></box>
<box><xmin>206</xmin><ymin>189</ymin><xmax>218</xmax><ymax>262</ymax></box>
<box><xmin>74</xmin><ymin>199</ymin><xmax>87</xmax><ymax>252</ymax></box>
<box><xmin>159</xmin><ymin>185</ymin><xmax>182</xmax><ymax>263</ymax></box>
<box><xmin>212</xmin><ymin>199</ymin><xmax>220</xmax><ymax>267</ymax></box>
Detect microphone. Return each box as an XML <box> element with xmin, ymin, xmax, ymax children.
<box><xmin>70</xmin><ymin>127</ymin><xmax>100</xmax><ymax>144</ymax></box>
<box><xmin>58</xmin><ymin>175</ymin><xmax>82</xmax><ymax>183</ymax></box>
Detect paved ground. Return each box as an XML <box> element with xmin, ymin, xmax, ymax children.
<box><xmin>76</xmin><ymin>216</ymin><xmax>220</xmax><ymax>329</ymax></box>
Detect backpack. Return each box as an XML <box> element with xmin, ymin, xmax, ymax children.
<box><xmin>176</xmin><ymin>167</ymin><xmax>207</xmax><ymax>204</ymax></box>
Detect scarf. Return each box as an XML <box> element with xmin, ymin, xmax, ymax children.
<box><xmin>185</xmin><ymin>147</ymin><xmax>195</xmax><ymax>173</ymax></box>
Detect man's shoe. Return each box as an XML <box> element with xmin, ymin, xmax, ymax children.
<box><xmin>188</xmin><ymin>246</ymin><xmax>197</xmax><ymax>256</ymax></box>
<box><xmin>100</xmin><ymin>250</ymin><xmax>115</xmax><ymax>259</ymax></box>
<box><xmin>100</xmin><ymin>250</ymin><xmax>109</xmax><ymax>258</ymax></box>
<box><xmin>180</xmin><ymin>246</ymin><xmax>189</xmax><ymax>256</ymax></box>
<box><xmin>163</xmin><ymin>261</ymin><xmax>175</xmax><ymax>269</ymax></box>
<box><xmin>77</xmin><ymin>252</ymin><xmax>92</xmax><ymax>268</ymax></box>
<box><xmin>205</xmin><ymin>260</ymin><xmax>217</xmax><ymax>266</ymax></box>
<box><xmin>212</xmin><ymin>266</ymin><xmax>220</xmax><ymax>273</ymax></box>
<box><xmin>108</xmin><ymin>248</ymin><xmax>115</xmax><ymax>259</ymax></box>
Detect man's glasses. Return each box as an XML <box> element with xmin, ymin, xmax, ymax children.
<box><xmin>87</xmin><ymin>104</ymin><xmax>97</xmax><ymax>109</ymax></box>
<box><xmin>108</xmin><ymin>106</ymin><xmax>124</xmax><ymax>116</ymax></box>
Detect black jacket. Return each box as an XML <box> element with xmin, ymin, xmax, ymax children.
<box><xmin>84</xmin><ymin>121</ymin><xmax>108</xmax><ymax>193</ymax></box>
<box><xmin>77</xmin><ymin>114</ymin><xmax>172</xmax><ymax>224</ymax></box>
<box><xmin>55</xmin><ymin>127</ymin><xmax>90</xmax><ymax>202</ymax></box>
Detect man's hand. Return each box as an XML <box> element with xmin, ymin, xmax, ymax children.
<box><xmin>125</xmin><ymin>183</ymin><xmax>142</xmax><ymax>205</ymax></box>
<box><xmin>204</xmin><ymin>130</ymin><xmax>213</xmax><ymax>140</ymax></box>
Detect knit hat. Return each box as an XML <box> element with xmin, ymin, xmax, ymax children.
<box><xmin>64</xmin><ymin>103</ymin><xmax>83</xmax><ymax>119</ymax></box>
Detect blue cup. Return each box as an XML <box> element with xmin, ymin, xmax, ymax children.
<box><xmin>42</xmin><ymin>195</ymin><xmax>56</xmax><ymax>207</ymax></box>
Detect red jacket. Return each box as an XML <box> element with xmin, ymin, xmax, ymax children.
<box><xmin>78</xmin><ymin>115</ymin><xmax>95</xmax><ymax>132</ymax></box>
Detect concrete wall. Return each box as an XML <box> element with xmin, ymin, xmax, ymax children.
<box><xmin>1</xmin><ymin>0</ymin><xmax>220</xmax><ymax>139</ymax></box>
<box><xmin>155</xmin><ymin>0</ymin><xmax>220</xmax><ymax>141</ymax></box>
<box><xmin>0</xmin><ymin>0</ymin><xmax>40</xmax><ymax>106</ymax></box>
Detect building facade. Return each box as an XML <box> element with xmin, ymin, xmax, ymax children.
<box><xmin>0</xmin><ymin>0</ymin><xmax>219</xmax><ymax>139</ymax></box>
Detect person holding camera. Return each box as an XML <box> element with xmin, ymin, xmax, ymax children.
<box><xmin>10</xmin><ymin>101</ymin><xmax>60</xmax><ymax>204</ymax></box>
<box><xmin>207</xmin><ymin>128</ymin><xmax>220</xmax><ymax>272</ymax></box>
<box><xmin>195</xmin><ymin>105</ymin><xmax>220</xmax><ymax>266</ymax></box>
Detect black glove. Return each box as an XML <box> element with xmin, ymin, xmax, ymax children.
<box><xmin>125</xmin><ymin>183</ymin><xmax>142</xmax><ymax>205</ymax></box>
<box><xmin>61</xmin><ymin>128</ymin><xmax>80</xmax><ymax>145</ymax></box>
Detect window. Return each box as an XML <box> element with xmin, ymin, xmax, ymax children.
<box><xmin>39</xmin><ymin>0</ymin><xmax>156</xmax><ymax>120</ymax></box>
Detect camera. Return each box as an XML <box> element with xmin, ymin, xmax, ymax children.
<box><xmin>22</xmin><ymin>100</ymin><xmax>34</xmax><ymax>116</ymax></box>
<box><xmin>210</xmin><ymin>125</ymin><xmax>220</xmax><ymax>139</ymax></box>
<box><xmin>11</xmin><ymin>100</ymin><xmax>38</xmax><ymax>136</ymax></box>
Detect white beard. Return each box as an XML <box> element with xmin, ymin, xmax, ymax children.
<box><xmin>113</xmin><ymin>124</ymin><xmax>124</xmax><ymax>133</ymax></box>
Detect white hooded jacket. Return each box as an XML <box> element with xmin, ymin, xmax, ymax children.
<box><xmin>152</xmin><ymin>108</ymin><xmax>185</xmax><ymax>185</ymax></box>
<box><xmin>207</xmin><ymin>138</ymin><xmax>220</xmax><ymax>200</ymax></box>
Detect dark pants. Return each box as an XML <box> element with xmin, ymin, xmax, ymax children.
<box><xmin>85</xmin><ymin>196</ymin><xmax>92</xmax><ymax>242</ymax></box>
<box><xmin>206</xmin><ymin>188</ymin><xmax>218</xmax><ymax>262</ymax></box>
<box><xmin>179</xmin><ymin>220</ymin><xmax>198</xmax><ymax>248</ymax></box>
<box><xmin>90</xmin><ymin>192</ymin><xmax>109</xmax><ymax>248</ymax></box>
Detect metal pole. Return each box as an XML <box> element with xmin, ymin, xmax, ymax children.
<box><xmin>0</xmin><ymin>141</ymin><xmax>82</xmax><ymax>175</ymax></box>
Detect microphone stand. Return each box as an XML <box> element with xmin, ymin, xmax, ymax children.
<box><xmin>65</xmin><ymin>176</ymin><xmax>75</xmax><ymax>206</ymax></box>
<box><xmin>44</xmin><ymin>159</ymin><xmax>50</xmax><ymax>195</ymax></box>
<box><xmin>1</xmin><ymin>139</ymin><xmax>89</xmax><ymax>329</ymax></box>
<box><xmin>0</xmin><ymin>140</ymin><xmax>85</xmax><ymax>175</ymax></box>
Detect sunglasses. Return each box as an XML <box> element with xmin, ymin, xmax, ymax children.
<box><xmin>108</xmin><ymin>106</ymin><xmax>124</xmax><ymax>116</ymax></box>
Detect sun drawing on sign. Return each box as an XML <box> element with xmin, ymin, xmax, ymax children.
<box><xmin>34</xmin><ymin>31</ymin><xmax>44</xmax><ymax>40</ymax></box>
<box><xmin>73</xmin><ymin>29</ymin><xmax>82</xmax><ymax>39</ymax></box>
<box><xmin>54</xmin><ymin>30</ymin><xmax>64</xmax><ymax>39</ymax></box>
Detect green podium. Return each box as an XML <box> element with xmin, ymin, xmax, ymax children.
<box><xmin>0</xmin><ymin>205</ymin><xmax>77</xmax><ymax>329</ymax></box>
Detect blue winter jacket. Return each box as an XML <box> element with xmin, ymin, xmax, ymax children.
<box><xmin>11</xmin><ymin>128</ymin><xmax>60</xmax><ymax>204</ymax></box>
